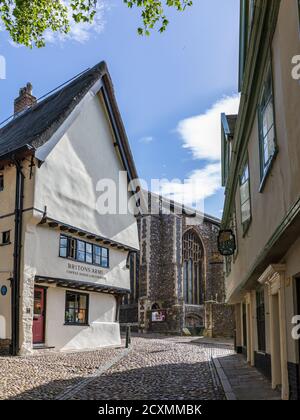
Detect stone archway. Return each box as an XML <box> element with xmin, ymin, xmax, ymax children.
<box><xmin>185</xmin><ymin>313</ymin><xmax>204</xmax><ymax>328</ymax></box>
<box><xmin>184</xmin><ymin>313</ymin><xmax>204</xmax><ymax>336</ymax></box>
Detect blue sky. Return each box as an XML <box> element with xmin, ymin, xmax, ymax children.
<box><xmin>0</xmin><ymin>0</ymin><xmax>240</xmax><ymax>218</ymax></box>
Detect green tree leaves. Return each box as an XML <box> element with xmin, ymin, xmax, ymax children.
<box><xmin>0</xmin><ymin>0</ymin><xmax>193</xmax><ymax>48</ymax></box>
<box><xmin>124</xmin><ymin>0</ymin><xmax>193</xmax><ymax>35</ymax></box>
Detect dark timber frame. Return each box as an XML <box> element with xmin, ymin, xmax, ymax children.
<box><xmin>11</xmin><ymin>158</ymin><xmax>25</xmax><ymax>356</ymax></box>
<box><xmin>0</xmin><ymin>61</ymin><xmax>139</xmax><ymax>356</ymax></box>
<box><xmin>35</xmin><ymin>276</ymin><xmax>130</xmax><ymax>295</ymax></box>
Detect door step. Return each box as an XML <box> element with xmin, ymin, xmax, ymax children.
<box><xmin>33</xmin><ymin>344</ymin><xmax>55</xmax><ymax>353</ymax></box>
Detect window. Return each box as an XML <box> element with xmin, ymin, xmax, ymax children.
<box><xmin>86</xmin><ymin>243</ymin><xmax>93</xmax><ymax>264</ymax></box>
<box><xmin>59</xmin><ymin>235</ymin><xmax>68</xmax><ymax>257</ymax></box>
<box><xmin>77</xmin><ymin>240</ymin><xmax>86</xmax><ymax>262</ymax></box>
<box><xmin>93</xmin><ymin>245</ymin><xmax>101</xmax><ymax>265</ymax></box>
<box><xmin>59</xmin><ymin>235</ymin><xmax>109</xmax><ymax>268</ymax></box>
<box><xmin>183</xmin><ymin>230</ymin><xmax>204</xmax><ymax>305</ymax></box>
<box><xmin>258</xmin><ymin>66</ymin><xmax>276</xmax><ymax>182</ymax></box>
<box><xmin>0</xmin><ymin>174</ymin><xmax>3</xmax><ymax>192</ymax></box>
<box><xmin>256</xmin><ymin>289</ymin><xmax>266</xmax><ymax>352</ymax></box>
<box><xmin>239</xmin><ymin>160</ymin><xmax>251</xmax><ymax>229</ymax></box>
<box><xmin>221</xmin><ymin>114</ymin><xmax>236</xmax><ymax>187</ymax></box>
<box><xmin>65</xmin><ymin>291</ymin><xmax>89</xmax><ymax>325</ymax></box>
<box><xmin>101</xmin><ymin>247</ymin><xmax>109</xmax><ymax>268</ymax></box>
<box><xmin>1</xmin><ymin>231</ymin><xmax>10</xmax><ymax>245</ymax></box>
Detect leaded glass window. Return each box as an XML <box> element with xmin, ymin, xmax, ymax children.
<box><xmin>183</xmin><ymin>230</ymin><xmax>204</xmax><ymax>305</ymax></box>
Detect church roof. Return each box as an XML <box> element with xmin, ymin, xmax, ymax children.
<box><xmin>140</xmin><ymin>190</ymin><xmax>221</xmax><ymax>226</ymax></box>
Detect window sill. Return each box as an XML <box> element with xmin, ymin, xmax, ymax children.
<box><xmin>259</xmin><ymin>149</ymin><xmax>278</xmax><ymax>193</ymax></box>
<box><xmin>0</xmin><ymin>242</ymin><xmax>11</xmax><ymax>247</ymax></box>
<box><xmin>64</xmin><ymin>323</ymin><xmax>90</xmax><ymax>327</ymax></box>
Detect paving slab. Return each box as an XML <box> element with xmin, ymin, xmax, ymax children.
<box><xmin>213</xmin><ymin>354</ymin><xmax>281</xmax><ymax>400</ymax></box>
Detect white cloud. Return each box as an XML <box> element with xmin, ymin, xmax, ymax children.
<box><xmin>177</xmin><ymin>94</ymin><xmax>240</xmax><ymax>161</ymax></box>
<box><xmin>155</xmin><ymin>163</ymin><xmax>221</xmax><ymax>210</ymax></box>
<box><xmin>139</xmin><ymin>136</ymin><xmax>154</xmax><ymax>144</ymax></box>
<box><xmin>156</xmin><ymin>95</ymin><xmax>240</xmax><ymax>209</ymax></box>
<box><xmin>44</xmin><ymin>1</ymin><xmax>107</xmax><ymax>44</ymax></box>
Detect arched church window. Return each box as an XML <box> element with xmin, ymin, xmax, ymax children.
<box><xmin>183</xmin><ymin>230</ymin><xmax>204</xmax><ymax>305</ymax></box>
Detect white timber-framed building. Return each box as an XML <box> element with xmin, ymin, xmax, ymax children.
<box><xmin>0</xmin><ymin>61</ymin><xmax>139</xmax><ymax>355</ymax></box>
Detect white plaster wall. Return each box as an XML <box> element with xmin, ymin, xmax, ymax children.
<box><xmin>32</xmin><ymin>226</ymin><xmax>130</xmax><ymax>290</ymax></box>
<box><xmin>0</xmin><ymin>276</ymin><xmax>11</xmax><ymax>339</ymax></box>
<box><xmin>34</xmin><ymin>92</ymin><xmax>139</xmax><ymax>251</ymax></box>
<box><xmin>45</xmin><ymin>286</ymin><xmax>121</xmax><ymax>351</ymax></box>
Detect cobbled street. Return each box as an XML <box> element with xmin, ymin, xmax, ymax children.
<box><xmin>0</xmin><ymin>336</ymin><xmax>233</xmax><ymax>400</ymax></box>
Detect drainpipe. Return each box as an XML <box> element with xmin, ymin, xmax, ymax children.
<box><xmin>11</xmin><ymin>158</ymin><xmax>25</xmax><ymax>356</ymax></box>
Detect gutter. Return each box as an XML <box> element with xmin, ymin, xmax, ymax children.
<box><xmin>10</xmin><ymin>157</ymin><xmax>25</xmax><ymax>356</ymax></box>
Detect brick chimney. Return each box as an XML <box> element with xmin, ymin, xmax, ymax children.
<box><xmin>14</xmin><ymin>82</ymin><xmax>37</xmax><ymax>114</ymax></box>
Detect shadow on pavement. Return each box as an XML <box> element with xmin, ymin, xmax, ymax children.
<box><xmin>6</xmin><ymin>360</ymin><xmax>225</xmax><ymax>401</ymax></box>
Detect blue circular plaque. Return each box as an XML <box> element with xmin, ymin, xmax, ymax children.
<box><xmin>1</xmin><ymin>286</ymin><xmax>7</xmax><ymax>296</ymax></box>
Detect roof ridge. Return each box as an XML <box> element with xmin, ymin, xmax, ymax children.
<box><xmin>0</xmin><ymin>61</ymin><xmax>107</xmax><ymax>132</ymax></box>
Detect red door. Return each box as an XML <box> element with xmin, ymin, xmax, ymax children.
<box><xmin>32</xmin><ymin>287</ymin><xmax>46</xmax><ymax>344</ymax></box>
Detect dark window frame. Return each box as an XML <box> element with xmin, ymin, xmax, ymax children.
<box><xmin>239</xmin><ymin>0</ymin><xmax>256</xmax><ymax>90</ymax></box>
<box><xmin>1</xmin><ymin>230</ymin><xmax>11</xmax><ymax>246</ymax></box>
<box><xmin>0</xmin><ymin>174</ymin><xmax>3</xmax><ymax>192</ymax></box>
<box><xmin>59</xmin><ymin>234</ymin><xmax>109</xmax><ymax>268</ymax></box>
<box><xmin>258</xmin><ymin>63</ymin><xmax>278</xmax><ymax>191</ymax></box>
<box><xmin>256</xmin><ymin>289</ymin><xmax>266</xmax><ymax>353</ymax></box>
<box><xmin>182</xmin><ymin>230</ymin><xmax>204</xmax><ymax>305</ymax></box>
<box><xmin>239</xmin><ymin>158</ymin><xmax>252</xmax><ymax>235</ymax></box>
<box><xmin>64</xmin><ymin>290</ymin><xmax>89</xmax><ymax>326</ymax></box>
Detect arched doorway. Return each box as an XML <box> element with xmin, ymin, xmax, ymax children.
<box><xmin>182</xmin><ymin>230</ymin><xmax>204</xmax><ymax>305</ymax></box>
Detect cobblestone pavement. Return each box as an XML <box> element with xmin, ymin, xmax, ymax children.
<box><xmin>0</xmin><ymin>347</ymin><xmax>123</xmax><ymax>400</ymax></box>
<box><xmin>0</xmin><ymin>336</ymin><xmax>234</xmax><ymax>400</ymax></box>
<box><xmin>71</xmin><ymin>336</ymin><xmax>233</xmax><ymax>400</ymax></box>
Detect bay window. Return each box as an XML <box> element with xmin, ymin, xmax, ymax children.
<box><xmin>59</xmin><ymin>235</ymin><xmax>109</xmax><ymax>268</ymax></box>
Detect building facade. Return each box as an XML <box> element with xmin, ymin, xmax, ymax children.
<box><xmin>121</xmin><ymin>194</ymin><xmax>234</xmax><ymax>337</ymax></box>
<box><xmin>221</xmin><ymin>0</ymin><xmax>300</xmax><ymax>400</ymax></box>
<box><xmin>0</xmin><ymin>62</ymin><xmax>139</xmax><ymax>355</ymax></box>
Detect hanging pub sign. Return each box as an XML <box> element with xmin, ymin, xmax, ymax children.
<box><xmin>218</xmin><ymin>229</ymin><xmax>236</xmax><ymax>256</ymax></box>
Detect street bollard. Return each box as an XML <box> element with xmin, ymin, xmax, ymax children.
<box><xmin>125</xmin><ymin>325</ymin><xmax>131</xmax><ymax>348</ymax></box>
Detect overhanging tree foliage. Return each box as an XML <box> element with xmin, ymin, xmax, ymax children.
<box><xmin>124</xmin><ymin>0</ymin><xmax>193</xmax><ymax>35</ymax></box>
<box><xmin>0</xmin><ymin>0</ymin><xmax>193</xmax><ymax>47</ymax></box>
